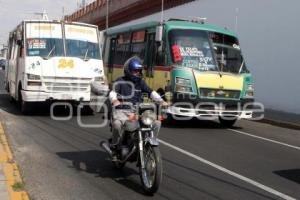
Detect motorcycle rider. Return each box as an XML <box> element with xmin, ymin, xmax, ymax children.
<box><xmin>108</xmin><ymin>56</ymin><xmax>168</xmax><ymax>155</ymax></box>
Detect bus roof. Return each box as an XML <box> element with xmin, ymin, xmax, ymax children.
<box><xmin>164</xmin><ymin>20</ymin><xmax>237</xmax><ymax>37</ymax></box>
<box><xmin>106</xmin><ymin>19</ymin><xmax>237</xmax><ymax>37</ymax></box>
<box><xmin>22</xmin><ymin>20</ymin><xmax>98</xmax><ymax>28</ymax></box>
<box><xmin>106</xmin><ymin>21</ymin><xmax>159</xmax><ymax>35</ymax></box>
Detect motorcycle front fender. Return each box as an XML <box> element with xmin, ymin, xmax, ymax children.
<box><xmin>144</xmin><ymin>137</ymin><xmax>159</xmax><ymax>146</ymax></box>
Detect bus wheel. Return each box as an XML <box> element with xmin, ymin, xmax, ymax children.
<box><xmin>218</xmin><ymin>116</ymin><xmax>237</xmax><ymax>128</ymax></box>
<box><xmin>21</xmin><ymin>101</ymin><xmax>32</xmax><ymax>115</ymax></box>
<box><xmin>18</xmin><ymin>88</ymin><xmax>31</xmax><ymax>115</ymax></box>
<box><xmin>163</xmin><ymin>113</ymin><xmax>175</xmax><ymax>126</ymax></box>
<box><xmin>7</xmin><ymin>84</ymin><xmax>14</xmax><ymax>103</ymax></box>
<box><xmin>80</xmin><ymin>105</ymin><xmax>94</xmax><ymax>115</ymax></box>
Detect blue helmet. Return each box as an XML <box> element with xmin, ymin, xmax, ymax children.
<box><xmin>124</xmin><ymin>56</ymin><xmax>143</xmax><ymax>82</ymax></box>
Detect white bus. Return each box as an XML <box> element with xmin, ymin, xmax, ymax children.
<box><xmin>6</xmin><ymin>20</ymin><xmax>108</xmax><ymax>114</ymax></box>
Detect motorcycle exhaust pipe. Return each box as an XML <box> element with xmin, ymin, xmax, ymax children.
<box><xmin>100</xmin><ymin>141</ymin><xmax>113</xmax><ymax>157</ymax></box>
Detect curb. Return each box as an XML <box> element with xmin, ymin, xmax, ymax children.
<box><xmin>258</xmin><ymin>118</ymin><xmax>300</xmax><ymax>131</ymax></box>
<box><xmin>0</xmin><ymin>122</ymin><xmax>30</xmax><ymax>200</ymax></box>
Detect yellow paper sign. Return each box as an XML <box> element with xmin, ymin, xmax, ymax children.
<box><xmin>58</xmin><ymin>59</ymin><xmax>74</xmax><ymax>69</ymax></box>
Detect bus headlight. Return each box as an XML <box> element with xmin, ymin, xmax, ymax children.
<box><xmin>94</xmin><ymin>76</ymin><xmax>104</xmax><ymax>82</ymax></box>
<box><xmin>245</xmin><ymin>84</ymin><xmax>254</xmax><ymax>98</ymax></box>
<box><xmin>175</xmin><ymin>85</ymin><xmax>193</xmax><ymax>93</ymax></box>
<box><xmin>141</xmin><ymin>110</ymin><xmax>157</xmax><ymax>126</ymax></box>
<box><xmin>27</xmin><ymin>74</ymin><xmax>41</xmax><ymax>80</ymax></box>
<box><xmin>27</xmin><ymin>81</ymin><xmax>42</xmax><ymax>86</ymax></box>
<box><xmin>175</xmin><ymin>77</ymin><xmax>193</xmax><ymax>93</ymax></box>
<box><xmin>176</xmin><ymin>77</ymin><xmax>191</xmax><ymax>86</ymax></box>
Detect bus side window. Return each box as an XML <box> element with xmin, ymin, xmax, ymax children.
<box><xmin>103</xmin><ymin>36</ymin><xmax>110</xmax><ymax>63</ymax></box>
<box><xmin>8</xmin><ymin>35</ymin><xmax>13</xmax><ymax>60</ymax></box>
<box><xmin>145</xmin><ymin>33</ymin><xmax>156</xmax><ymax>77</ymax></box>
<box><xmin>130</xmin><ymin>43</ymin><xmax>145</xmax><ymax>60</ymax></box>
<box><xmin>12</xmin><ymin>38</ymin><xmax>18</xmax><ymax>60</ymax></box>
<box><xmin>108</xmin><ymin>38</ymin><xmax>116</xmax><ymax>73</ymax></box>
<box><xmin>113</xmin><ymin>33</ymin><xmax>131</xmax><ymax>67</ymax></box>
<box><xmin>130</xmin><ymin>30</ymin><xmax>146</xmax><ymax>61</ymax></box>
<box><xmin>156</xmin><ymin>42</ymin><xmax>164</xmax><ymax>66</ymax></box>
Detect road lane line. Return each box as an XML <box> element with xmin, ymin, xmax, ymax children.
<box><xmin>159</xmin><ymin>139</ymin><xmax>296</xmax><ymax>200</ymax></box>
<box><xmin>228</xmin><ymin>129</ymin><xmax>300</xmax><ymax>151</ymax></box>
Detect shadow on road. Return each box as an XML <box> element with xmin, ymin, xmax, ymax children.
<box><xmin>56</xmin><ymin>150</ymin><xmax>146</xmax><ymax>195</ymax></box>
<box><xmin>274</xmin><ymin>169</ymin><xmax>300</xmax><ymax>184</ymax></box>
<box><xmin>0</xmin><ymin>93</ymin><xmax>92</xmax><ymax>117</ymax></box>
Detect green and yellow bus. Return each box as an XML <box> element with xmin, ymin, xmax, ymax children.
<box><xmin>103</xmin><ymin>19</ymin><xmax>254</xmax><ymax>127</ymax></box>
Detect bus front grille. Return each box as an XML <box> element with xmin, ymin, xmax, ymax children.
<box><xmin>199</xmin><ymin>88</ymin><xmax>241</xmax><ymax>99</ymax></box>
<box><xmin>42</xmin><ymin>77</ymin><xmax>92</xmax><ymax>92</ymax></box>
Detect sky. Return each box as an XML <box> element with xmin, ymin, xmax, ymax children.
<box><xmin>0</xmin><ymin>0</ymin><xmax>89</xmax><ymax>46</ymax></box>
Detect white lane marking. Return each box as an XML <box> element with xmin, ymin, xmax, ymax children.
<box><xmin>228</xmin><ymin>129</ymin><xmax>300</xmax><ymax>151</ymax></box>
<box><xmin>159</xmin><ymin>139</ymin><xmax>297</xmax><ymax>200</ymax></box>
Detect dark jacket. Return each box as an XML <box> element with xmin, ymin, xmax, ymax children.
<box><xmin>112</xmin><ymin>76</ymin><xmax>152</xmax><ymax>105</ymax></box>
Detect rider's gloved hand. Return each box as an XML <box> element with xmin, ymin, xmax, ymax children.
<box><xmin>160</xmin><ymin>101</ymin><xmax>169</xmax><ymax>107</ymax></box>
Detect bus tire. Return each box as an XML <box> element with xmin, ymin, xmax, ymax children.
<box><xmin>219</xmin><ymin>116</ymin><xmax>237</xmax><ymax>128</ymax></box>
<box><xmin>21</xmin><ymin>100</ymin><xmax>32</xmax><ymax>115</ymax></box>
<box><xmin>163</xmin><ymin>113</ymin><xmax>175</xmax><ymax>126</ymax></box>
<box><xmin>81</xmin><ymin>105</ymin><xmax>94</xmax><ymax>115</ymax></box>
<box><xmin>7</xmin><ymin>84</ymin><xmax>14</xmax><ymax>103</ymax></box>
<box><xmin>18</xmin><ymin>87</ymin><xmax>31</xmax><ymax>115</ymax></box>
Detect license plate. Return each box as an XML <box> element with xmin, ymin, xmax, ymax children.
<box><xmin>61</xmin><ymin>94</ymin><xmax>72</xmax><ymax>99</ymax></box>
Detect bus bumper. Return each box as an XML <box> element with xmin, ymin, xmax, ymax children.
<box><xmin>167</xmin><ymin>106</ymin><xmax>253</xmax><ymax>119</ymax></box>
<box><xmin>21</xmin><ymin>90</ymin><xmax>91</xmax><ymax>102</ymax></box>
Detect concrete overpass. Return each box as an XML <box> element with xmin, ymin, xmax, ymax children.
<box><xmin>64</xmin><ymin>0</ymin><xmax>194</xmax><ymax>29</ymax></box>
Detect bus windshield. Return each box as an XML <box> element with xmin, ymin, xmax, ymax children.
<box><xmin>169</xmin><ymin>29</ymin><xmax>218</xmax><ymax>71</ymax></box>
<box><xmin>64</xmin><ymin>24</ymin><xmax>101</xmax><ymax>60</ymax></box>
<box><xmin>27</xmin><ymin>38</ymin><xmax>64</xmax><ymax>57</ymax></box>
<box><xmin>65</xmin><ymin>39</ymin><xmax>101</xmax><ymax>59</ymax></box>
<box><xmin>209</xmin><ymin>32</ymin><xmax>249</xmax><ymax>73</ymax></box>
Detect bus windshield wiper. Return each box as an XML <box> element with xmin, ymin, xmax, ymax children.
<box><xmin>43</xmin><ymin>45</ymin><xmax>56</xmax><ymax>60</ymax></box>
<box><xmin>83</xmin><ymin>48</ymin><xmax>89</xmax><ymax>61</ymax></box>
<box><xmin>238</xmin><ymin>60</ymin><xmax>245</xmax><ymax>74</ymax></box>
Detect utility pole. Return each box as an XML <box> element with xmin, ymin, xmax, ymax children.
<box><xmin>160</xmin><ymin>0</ymin><xmax>164</xmax><ymax>24</ymax></box>
<box><xmin>235</xmin><ymin>7</ymin><xmax>239</xmax><ymax>33</ymax></box>
<box><xmin>62</xmin><ymin>7</ymin><xmax>65</xmax><ymax>20</ymax></box>
<box><xmin>106</xmin><ymin>0</ymin><xmax>109</xmax><ymax>30</ymax></box>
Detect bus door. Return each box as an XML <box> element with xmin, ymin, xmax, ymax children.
<box><xmin>107</xmin><ymin>37</ymin><xmax>116</xmax><ymax>83</ymax></box>
<box><xmin>15</xmin><ymin>29</ymin><xmax>23</xmax><ymax>100</ymax></box>
<box><xmin>9</xmin><ymin>33</ymin><xmax>21</xmax><ymax>99</ymax></box>
<box><xmin>145</xmin><ymin>33</ymin><xmax>155</xmax><ymax>89</ymax></box>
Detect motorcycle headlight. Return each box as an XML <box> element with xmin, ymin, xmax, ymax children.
<box><xmin>141</xmin><ymin>110</ymin><xmax>157</xmax><ymax>126</ymax></box>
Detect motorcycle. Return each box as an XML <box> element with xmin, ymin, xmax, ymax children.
<box><xmin>100</xmin><ymin>103</ymin><xmax>165</xmax><ymax>194</ymax></box>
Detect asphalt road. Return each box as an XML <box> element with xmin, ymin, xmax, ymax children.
<box><xmin>0</xmin><ymin>70</ymin><xmax>299</xmax><ymax>200</ymax></box>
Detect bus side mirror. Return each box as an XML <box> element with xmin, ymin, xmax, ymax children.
<box><xmin>16</xmin><ymin>40</ymin><xmax>22</xmax><ymax>46</ymax></box>
<box><xmin>155</xmin><ymin>25</ymin><xmax>163</xmax><ymax>42</ymax></box>
<box><xmin>16</xmin><ymin>31</ymin><xmax>23</xmax><ymax>46</ymax></box>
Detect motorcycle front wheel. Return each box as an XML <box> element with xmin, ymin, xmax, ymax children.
<box><xmin>139</xmin><ymin>145</ymin><xmax>163</xmax><ymax>195</ymax></box>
